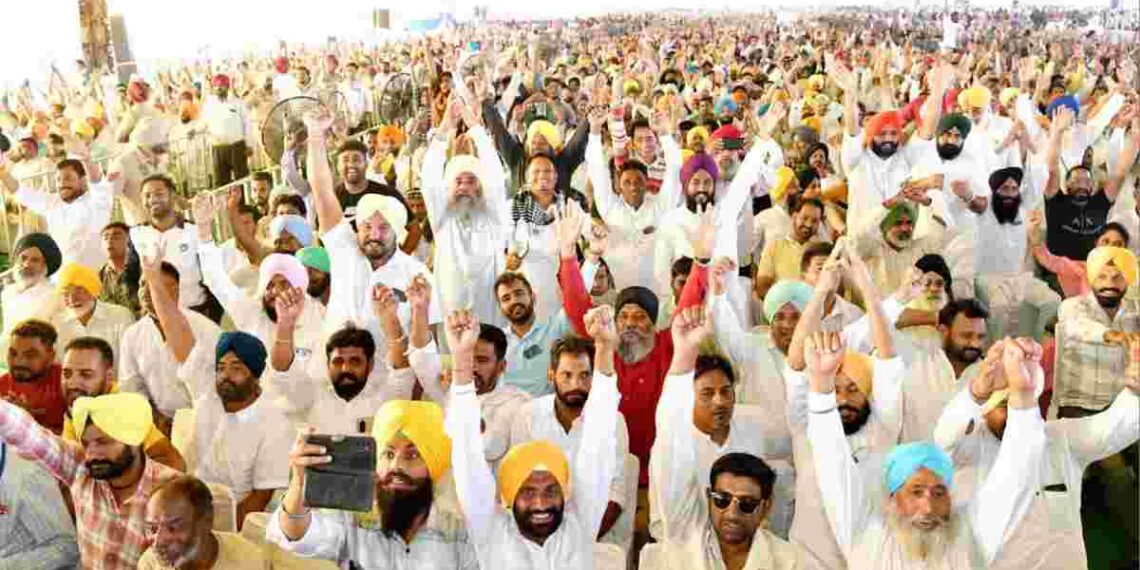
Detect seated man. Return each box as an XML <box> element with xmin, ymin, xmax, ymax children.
<box><xmin>934</xmin><ymin>337</ymin><xmax>1140</xmax><ymax>569</ymax></box>
<box><xmin>140</xmin><ymin>475</ymin><xmax>335</xmax><ymax>569</ymax></box>
<box><xmin>650</xmin><ymin>304</ymin><xmax>805</xmax><ymax>568</ymax></box>
<box><xmin>805</xmin><ymin>331</ymin><xmax>1048</xmax><ymax>568</ymax></box>
<box><xmin>54</xmin><ymin>262</ymin><xmax>135</xmax><ymax>359</ymax></box>
<box><xmin>0</xmin><ymin>392</ymin><xmax>182</xmax><ymax>568</ymax></box>
<box><xmin>1</xmin><ymin>320</ymin><xmax>65</xmax><ymax>434</ymax></box>
<box><xmin>268</xmin><ymin>402</ymin><xmax>478</xmax><ymax>567</ymax></box>
<box><xmin>446</xmin><ymin>306</ymin><xmax>621</xmax><ymax>568</ymax></box>
<box><xmin>59</xmin><ymin>336</ymin><xmax>185</xmax><ymax>472</ymax></box>
<box><xmin>0</xmin><ymin>443</ymin><xmax>79</xmax><ymax>568</ymax></box>
<box><xmin>1</xmin><ymin>233</ymin><xmax>62</xmax><ymax>353</ymax></box>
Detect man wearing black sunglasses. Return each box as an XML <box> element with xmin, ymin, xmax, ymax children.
<box><xmin>645</xmin><ymin>306</ymin><xmax>805</xmax><ymax>569</ymax></box>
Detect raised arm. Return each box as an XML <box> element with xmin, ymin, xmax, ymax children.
<box><xmin>556</xmin><ymin>204</ymin><xmax>593</xmax><ymax>336</ymax></box>
<box><xmin>585</xmin><ymin>107</ymin><xmax>620</xmax><ymax>220</ymax></box>
<box><xmin>303</xmin><ymin>111</ymin><xmax>343</xmax><ymax>233</ymax></box>
<box><xmin>1042</xmin><ymin>107</ymin><xmax>1074</xmax><ymax>200</ymax></box>
<box><xmin>142</xmin><ymin>243</ymin><xmax>196</xmax><ymax>365</ymax></box>
<box><xmin>192</xmin><ymin>193</ymin><xmax>246</xmax><ymax>311</ymax></box>
<box><xmin>653</xmin><ymin>305</ymin><xmax>716</xmax><ymax>541</ymax></box>
<box><xmin>969</xmin><ymin>339</ymin><xmax>1048</xmax><ymax>565</ymax></box>
<box><xmin>574</xmin><ymin>305</ymin><xmax>621</xmax><ymax>535</ymax></box>
<box><xmin>804</xmin><ymin>332</ymin><xmax>871</xmax><ymax>555</ymax></box>
<box><xmin>788</xmin><ymin>248</ymin><xmax>846</xmax><ymax>372</ymax></box>
<box><xmin>443</xmin><ymin>309</ymin><xmax>498</xmax><ymax>547</ymax></box>
<box><xmin>1104</xmin><ymin>115</ymin><xmax>1140</xmax><ymax>203</ymax></box>
<box><xmin>225</xmin><ymin>185</ymin><xmax>269</xmax><ymax>264</ymax></box>
<box><xmin>917</xmin><ymin>64</ymin><xmax>952</xmax><ymax>141</ymax></box>
<box><xmin>0</xmin><ymin>400</ymin><xmax>81</xmax><ymax>487</ymax></box>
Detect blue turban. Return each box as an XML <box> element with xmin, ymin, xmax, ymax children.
<box><xmin>884</xmin><ymin>441</ymin><xmax>954</xmax><ymax>495</ymax></box>
<box><xmin>1045</xmin><ymin>95</ymin><xmax>1079</xmax><ymax>119</ymax></box>
<box><xmin>762</xmin><ymin>280</ymin><xmax>813</xmax><ymax>323</ymax></box>
<box><xmin>269</xmin><ymin>214</ymin><xmax>314</xmax><ymax>248</ymax></box>
<box><xmin>714</xmin><ymin>96</ymin><xmax>739</xmax><ymax>116</ymax></box>
<box><xmin>216</xmin><ymin>332</ymin><xmax>267</xmax><ymax>379</ymax></box>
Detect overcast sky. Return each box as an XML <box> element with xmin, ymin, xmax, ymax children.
<box><xmin>2</xmin><ymin>0</ymin><xmax>1114</xmax><ymax>89</ymax></box>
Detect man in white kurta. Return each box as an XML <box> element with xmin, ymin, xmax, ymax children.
<box><xmin>9</xmin><ymin>164</ymin><xmax>113</xmax><ymax>270</ymax></box>
<box><xmin>445</xmin><ymin>307</ymin><xmax>621</xmax><ymax>570</ymax></box>
<box><xmin>806</xmin><ymin>335</ymin><xmax>1048</xmax><ymax>569</ymax></box>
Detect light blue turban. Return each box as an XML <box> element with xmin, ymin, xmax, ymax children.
<box><xmin>884</xmin><ymin>441</ymin><xmax>954</xmax><ymax>495</ymax></box>
<box><xmin>762</xmin><ymin>280</ymin><xmax>813</xmax><ymax>323</ymax></box>
<box><xmin>269</xmin><ymin>214</ymin><xmax>314</xmax><ymax>248</ymax></box>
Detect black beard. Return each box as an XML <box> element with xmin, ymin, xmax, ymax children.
<box><xmin>947</xmin><ymin>344</ymin><xmax>982</xmax><ymax>364</ymax></box>
<box><xmin>513</xmin><ymin>502</ymin><xmax>565</xmax><ymax>542</ymax></box>
<box><xmin>307</xmin><ymin>277</ymin><xmax>330</xmax><ymax>299</ymax></box>
<box><xmin>685</xmin><ymin>192</ymin><xmax>713</xmax><ymax>212</ymax></box>
<box><xmin>504</xmin><ymin>302</ymin><xmax>534</xmax><ymax>326</ymax></box>
<box><xmin>86</xmin><ymin>446</ymin><xmax>135</xmax><ymax>480</ymax></box>
<box><xmin>1096</xmin><ymin>290</ymin><xmax>1124</xmax><ymax>309</ymax></box>
<box><xmin>556</xmin><ymin>388</ymin><xmax>588</xmax><ymax>409</ymax></box>
<box><xmin>936</xmin><ymin>142</ymin><xmax>963</xmax><ymax>160</ymax></box>
<box><xmin>1070</xmin><ymin>193</ymin><xmax>1091</xmax><ymax>208</ymax></box>
<box><xmin>263</xmin><ymin>298</ymin><xmax>278</xmax><ymax>322</ymax></box>
<box><xmin>870</xmin><ymin>141</ymin><xmax>898</xmax><ymax>159</ymax></box>
<box><xmin>216</xmin><ymin>379</ymin><xmax>255</xmax><ymax>404</ymax></box>
<box><xmin>378</xmin><ymin>474</ymin><xmax>433</xmax><ymax>538</ymax></box>
<box><xmin>332</xmin><ymin>373</ymin><xmax>366</xmax><ymax>401</ymax></box>
<box><xmin>991</xmin><ymin>195</ymin><xmax>1022</xmax><ymax>224</ymax></box>
<box><xmin>839</xmin><ymin>403</ymin><xmax>872</xmax><ymax>436</ymax></box>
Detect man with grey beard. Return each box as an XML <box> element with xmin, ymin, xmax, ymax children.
<box><xmin>805</xmin><ymin>331</ymin><xmax>1048</xmax><ymax>569</ymax></box>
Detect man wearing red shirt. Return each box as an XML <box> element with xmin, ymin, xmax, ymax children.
<box><xmin>0</xmin><ymin>319</ymin><xmax>65</xmax><ymax>434</ymax></box>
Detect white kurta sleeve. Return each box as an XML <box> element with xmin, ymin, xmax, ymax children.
<box><xmin>407</xmin><ymin>340</ymin><xmax>445</xmax><ymax>404</ymax></box>
<box><xmin>840</xmin><ymin>133</ymin><xmax>866</xmax><ymax>174</ymax></box>
<box><xmin>868</xmin><ymin>356</ymin><xmax>904</xmax><ymax>436</ymax></box>
<box><xmin>651</xmin><ymin>372</ymin><xmax>705</xmax><ymax>541</ymax></box>
<box><xmin>419</xmin><ymin>136</ymin><xmax>450</xmax><ymax>231</ymax></box>
<box><xmin>712</xmin><ymin>136</ymin><xmax>769</xmax><ymax>260</ymax></box>
<box><xmin>709</xmin><ymin>291</ymin><xmax>748</xmax><ymax>365</ymax></box>
<box><xmin>806</xmin><ymin>390</ymin><xmax>873</xmax><ymax>556</ymax></box>
<box><xmin>444</xmin><ymin>382</ymin><xmax>498</xmax><ymax>548</ymax></box>
<box><xmin>933</xmin><ymin>386</ymin><xmax>985</xmax><ymax>460</ymax></box>
<box><xmin>265</xmin><ymin>507</ymin><xmax>349</xmax><ymax>560</ymax></box>
<box><xmin>967</xmin><ymin>405</ymin><xmax>1048</xmax><ymax>565</ymax></box>
<box><xmin>573</xmin><ymin>371</ymin><xmax>621</xmax><ymax>536</ymax></box>
<box><xmin>197</xmin><ymin>239</ymin><xmax>245</xmax><ymax>312</ymax></box>
<box><xmin>1052</xmin><ymin>388</ymin><xmax>1140</xmax><ymax>468</ymax></box>
<box><xmin>586</xmin><ymin>134</ymin><xmax>620</xmax><ymax>221</ymax></box>
<box><xmin>656</xmin><ymin>135</ymin><xmax>684</xmax><ymax>215</ymax></box>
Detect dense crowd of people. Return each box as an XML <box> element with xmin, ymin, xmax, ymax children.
<box><xmin>0</xmin><ymin>9</ymin><xmax>1138</xmax><ymax>570</ymax></box>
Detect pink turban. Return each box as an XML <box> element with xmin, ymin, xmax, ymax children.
<box><xmin>680</xmin><ymin>152</ymin><xmax>719</xmax><ymax>190</ymax></box>
<box><xmin>257</xmin><ymin>253</ymin><xmax>309</xmax><ymax>293</ymax></box>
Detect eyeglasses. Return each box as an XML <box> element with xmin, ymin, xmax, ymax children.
<box><xmin>707</xmin><ymin>489</ymin><xmax>764</xmax><ymax>514</ymax></box>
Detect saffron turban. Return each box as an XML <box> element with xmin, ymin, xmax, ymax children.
<box><xmin>862</xmin><ymin>110</ymin><xmax>903</xmax><ymax>145</ymax></box>
<box><xmin>371</xmin><ymin>400</ymin><xmax>452</xmax><ymax>482</ymax></box>
<box><xmin>499</xmin><ymin>440</ymin><xmax>570</xmax><ymax>506</ymax></box>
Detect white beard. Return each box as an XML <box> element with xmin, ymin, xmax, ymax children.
<box><xmin>885</xmin><ymin>504</ymin><xmax>959</xmax><ymax>565</ymax></box>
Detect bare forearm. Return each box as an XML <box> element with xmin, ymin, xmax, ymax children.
<box><xmin>148</xmin><ymin>272</ymin><xmax>195</xmax><ymax>363</ymax></box>
<box><xmin>307</xmin><ymin>135</ymin><xmax>341</xmax><ymax>233</ymax></box>
<box><xmin>270</xmin><ymin>322</ymin><xmax>295</xmax><ymax>372</ymax></box>
<box><xmin>410</xmin><ymin>308</ymin><xmax>430</xmax><ymax>349</ymax></box>
<box><xmin>788</xmin><ymin>289</ymin><xmax>830</xmax><ymax>371</ymax></box>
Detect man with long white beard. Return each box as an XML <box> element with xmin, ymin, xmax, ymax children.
<box><xmin>420</xmin><ymin>97</ymin><xmax>510</xmax><ymax>324</ymax></box>
<box><xmin>806</xmin><ymin>331</ymin><xmax>1047</xmax><ymax>569</ymax></box>
<box><xmin>974</xmin><ymin>166</ymin><xmax>1060</xmax><ymax>340</ymax></box>
<box><xmin>933</xmin><ymin>337</ymin><xmax>1140</xmax><ymax>569</ymax></box>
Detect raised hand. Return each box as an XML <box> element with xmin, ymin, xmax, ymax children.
<box><xmin>1050</xmin><ymin>106</ymin><xmax>1075</xmax><ymax>137</ymax></box>
<box><xmin>972</xmin><ymin>339</ymin><xmax>1008</xmax><ymax>400</ymax></box>
<box><xmin>1002</xmin><ymin>337</ymin><xmax>1043</xmax><ymax>399</ymax></box>
<box><xmin>275</xmin><ymin>285</ymin><xmax>306</xmax><ymax>327</ymax></box>
<box><xmin>371</xmin><ymin>283</ymin><xmax>401</xmax><ymax>334</ymax></box>
<box><xmin>191</xmin><ymin>192</ymin><xmax>218</xmax><ymax>226</ymax></box>
<box><xmin>554</xmin><ymin>202</ymin><xmax>584</xmax><ymax>258</ymax></box>
<box><xmin>682</xmin><ymin>205</ymin><xmax>717</xmax><ymax>260</ymax></box>
<box><xmin>587</xmin><ymin>105</ymin><xmax>608</xmax><ymax>134</ymax></box>
<box><xmin>584</xmin><ymin>305</ymin><xmax>618</xmax><ymax>346</ymax></box>
<box><xmin>1125</xmin><ymin>335</ymin><xmax>1140</xmax><ymax>395</ymax></box>
<box><xmin>586</xmin><ymin>220</ymin><xmax>609</xmax><ymax>257</ymax></box>
<box><xmin>407</xmin><ymin>274</ymin><xmax>432</xmax><ymax>315</ymax></box>
<box><xmin>444</xmin><ymin>309</ymin><xmax>481</xmax><ymax>358</ymax></box>
<box><xmin>709</xmin><ymin>256</ymin><xmax>737</xmax><ymax>296</ymax></box>
<box><xmin>302</xmin><ymin>108</ymin><xmax>334</xmax><ymax>141</ymax></box>
<box><xmin>670</xmin><ymin>306</ymin><xmax>714</xmax><ymax>353</ymax></box>
<box><xmin>804</xmin><ymin>331</ymin><xmax>845</xmax><ymax>386</ymax></box>
<box><xmin>1027</xmin><ymin>209</ymin><xmax>1044</xmax><ymax>246</ymax></box>
<box><xmin>894</xmin><ymin>266</ymin><xmax>926</xmax><ymax>303</ymax></box>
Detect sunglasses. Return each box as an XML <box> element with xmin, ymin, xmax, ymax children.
<box><xmin>707</xmin><ymin>489</ymin><xmax>764</xmax><ymax>514</ymax></box>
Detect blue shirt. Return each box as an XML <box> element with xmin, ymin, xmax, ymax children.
<box><xmin>501</xmin><ymin>312</ymin><xmax>572</xmax><ymax>396</ymax></box>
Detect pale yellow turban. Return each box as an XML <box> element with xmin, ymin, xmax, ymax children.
<box><xmin>57</xmin><ymin>263</ymin><xmax>102</xmax><ymax>297</ymax></box>
<box><xmin>958</xmin><ymin>86</ymin><xmax>992</xmax><ymax>110</ymax></box>
<box><xmin>72</xmin><ymin>392</ymin><xmax>154</xmax><ymax>446</ymax></box>
<box><xmin>499</xmin><ymin>440</ymin><xmax>570</xmax><ymax>506</ymax></box>
<box><xmin>526</xmin><ymin>120</ymin><xmax>564</xmax><ymax>152</ymax></box>
<box><xmin>371</xmin><ymin>400</ymin><xmax>452</xmax><ymax>482</ymax></box>
<box><xmin>999</xmin><ymin>88</ymin><xmax>1021</xmax><ymax>108</ymax></box>
<box><xmin>1087</xmin><ymin>246</ymin><xmax>1138</xmax><ymax>287</ymax></box>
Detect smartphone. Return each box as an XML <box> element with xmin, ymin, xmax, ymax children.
<box><xmin>722</xmin><ymin>138</ymin><xmax>744</xmax><ymax>150</ymax></box>
<box><xmin>304</xmin><ymin>434</ymin><xmax>376</xmax><ymax>512</ymax></box>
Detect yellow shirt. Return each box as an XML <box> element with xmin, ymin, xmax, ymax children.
<box><xmin>137</xmin><ymin>531</ymin><xmax>336</xmax><ymax>569</ymax></box>
<box><xmin>61</xmin><ymin>382</ymin><xmax>166</xmax><ymax>450</ymax></box>
<box><xmin>757</xmin><ymin>237</ymin><xmax>808</xmax><ymax>281</ymax></box>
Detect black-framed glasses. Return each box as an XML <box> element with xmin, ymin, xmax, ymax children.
<box><xmin>706</xmin><ymin>489</ymin><xmax>764</xmax><ymax>514</ymax></box>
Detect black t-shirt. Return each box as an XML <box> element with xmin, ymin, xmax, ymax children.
<box><xmin>1044</xmin><ymin>191</ymin><xmax>1112</xmax><ymax>261</ymax></box>
<box><xmin>336</xmin><ymin>180</ymin><xmax>411</xmax><ymax>222</ymax></box>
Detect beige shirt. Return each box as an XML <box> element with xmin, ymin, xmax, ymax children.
<box><xmin>137</xmin><ymin>530</ymin><xmax>334</xmax><ymax>569</ymax></box>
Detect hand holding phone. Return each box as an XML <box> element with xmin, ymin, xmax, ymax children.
<box><xmin>302</xmin><ymin>434</ymin><xmax>376</xmax><ymax>512</ymax></box>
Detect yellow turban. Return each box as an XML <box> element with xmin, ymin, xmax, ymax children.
<box><xmin>72</xmin><ymin>392</ymin><xmax>153</xmax><ymax>446</ymax></box>
<box><xmin>57</xmin><ymin>263</ymin><xmax>102</xmax><ymax>297</ymax></box>
<box><xmin>71</xmin><ymin>118</ymin><xmax>95</xmax><ymax>138</ymax></box>
<box><xmin>499</xmin><ymin>440</ymin><xmax>570</xmax><ymax>507</ymax></box>
<box><xmin>801</xmin><ymin>116</ymin><xmax>822</xmax><ymax>134</ymax></box>
<box><xmin>623</xmin><ymin>79</ymin><xmax>641</xmax><ymax>96</ymax></box>
<box><xmin>1086</xmin><ymin>246</ymin><xmax>1138</xmax><ymax>287</ymax></box>
<box><xmin>999</xmin><ymin>88</ymin><xmax>1021</xmax><ymax>108</ymax></box>
<box><xmin>681</xmin><ymin>149</ymin><xmax>695</xmax><ymax>162</ymax></box>
<box><xmin>443</xmin><ymin>154</ymin><xmax>485</xmax><ymax>192</ymax></box>
<box><xmin>770</xmin><ymin>166</ymin><xmax>796</xmax><ymax>204</ymax></box>
<box><xmin>839</xmin><ymin>351</ymin><xmax>874</xmax><ymax>398</ymax></box>
<box><xmin>807</xmin><ymin>74</ymin><xmax>826</xmax><ymax>93</ymax></box>
<box><xmin>958</xmin><ymin>87</ymin><xmax>991</xmax><ymax>110</ymax></box>
<box><xmin>687</xmin><ymin>126</ymin><xmax>710</xmax><ymax>148</ymax></box>
<box><xmin>371</xmin><ymin>400</ymin><xmax>452</xmax><ymax>482</ymax></box>
<box><xmin>526</xmin><ymin>120</ymin><xmax>564</xmax><ymax>152</ymax></box>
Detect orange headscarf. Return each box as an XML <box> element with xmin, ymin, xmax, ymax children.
<box><xmin>863</xmin><ymin>110</ymin><xmax>903</xmax><ymax>145</ymax></box>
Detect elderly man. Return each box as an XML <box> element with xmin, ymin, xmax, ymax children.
<box><xmin>445</xmin><ymin>305</ymin><xmax>621</xmax><ymax>569</ymax></box>
<box><xmin>0</xmin><ymin>444</ymin><xmax>79</xmax><ymax>568</ymax></box>
<box><xmin>934</xmin><ymin>337</ymin><xmax>1140</xmax><ymax>570</ymax></box>
<box><xmin>976</xmin><ymin>166</ymin><xmax>1059</xmax><ymax>341</ymax></box>
<box><xmin>140</xmin><ymin>475</ymin><xmax>334</xmax><ymax>569</ymax></box>
<box><xmin>2</xmin><ymin>155</ymin><xmax>111</xmax><ymax>269</ymax></box>
<box><xmin>420</xmin><ymin>98</ymin><xmax>511</xmax><ymax>323</ymax></box>
<box><xmin>1</xmin><ymin>233</ymin><xmax>63</xmax><ymax>348</ymax></box>
<box><xmin>1</xmin><ymin>320</ymin><xmax>65</xmax><ymax>434</ymax></box>
<box><xmin>805</xmin><ymin>329</ymin><xmax>1047</xmax><ymax>569</ymax></box>
<box><xmin>585</xmin><ymin>105</ymin><xmax>682</xmax><ymax>291</ymax></box>
<box><xmin>651</xmin><ymin>305</ymin><xmax>805</xmax><ymax>568</ymax></box>
<box><xmin>852</xmin><ymin>200</ymin><xmax>951</xmax><ymax>296</ymax></box>
<box><xmin>54</xmin><ymin>262</ymin><xmax>135</xmax><ymax>357</ymax></box>
<box><xmin>268</xmin><ymin>401</ymin><xmax>478</xmax><ymax>567</ymax></box>
<box><xmin>0</xmin><ymin>391</ymin><xmax>182</xmax><ymax>569</ymax></box>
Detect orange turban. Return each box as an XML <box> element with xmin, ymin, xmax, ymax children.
<box><xmin>499</xmin><ymin>440</ymin><xmax>570</xmax><ymax>507</ymax></box>
<box><xmin>863</xmin><ymin>110</ymin><xmax>903</xmax><ymax>145</ymax></box>
<box><xmin>377</xmin><ymin>124</ymin><xmax>405</xmax><ymax>146</ymax></box>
